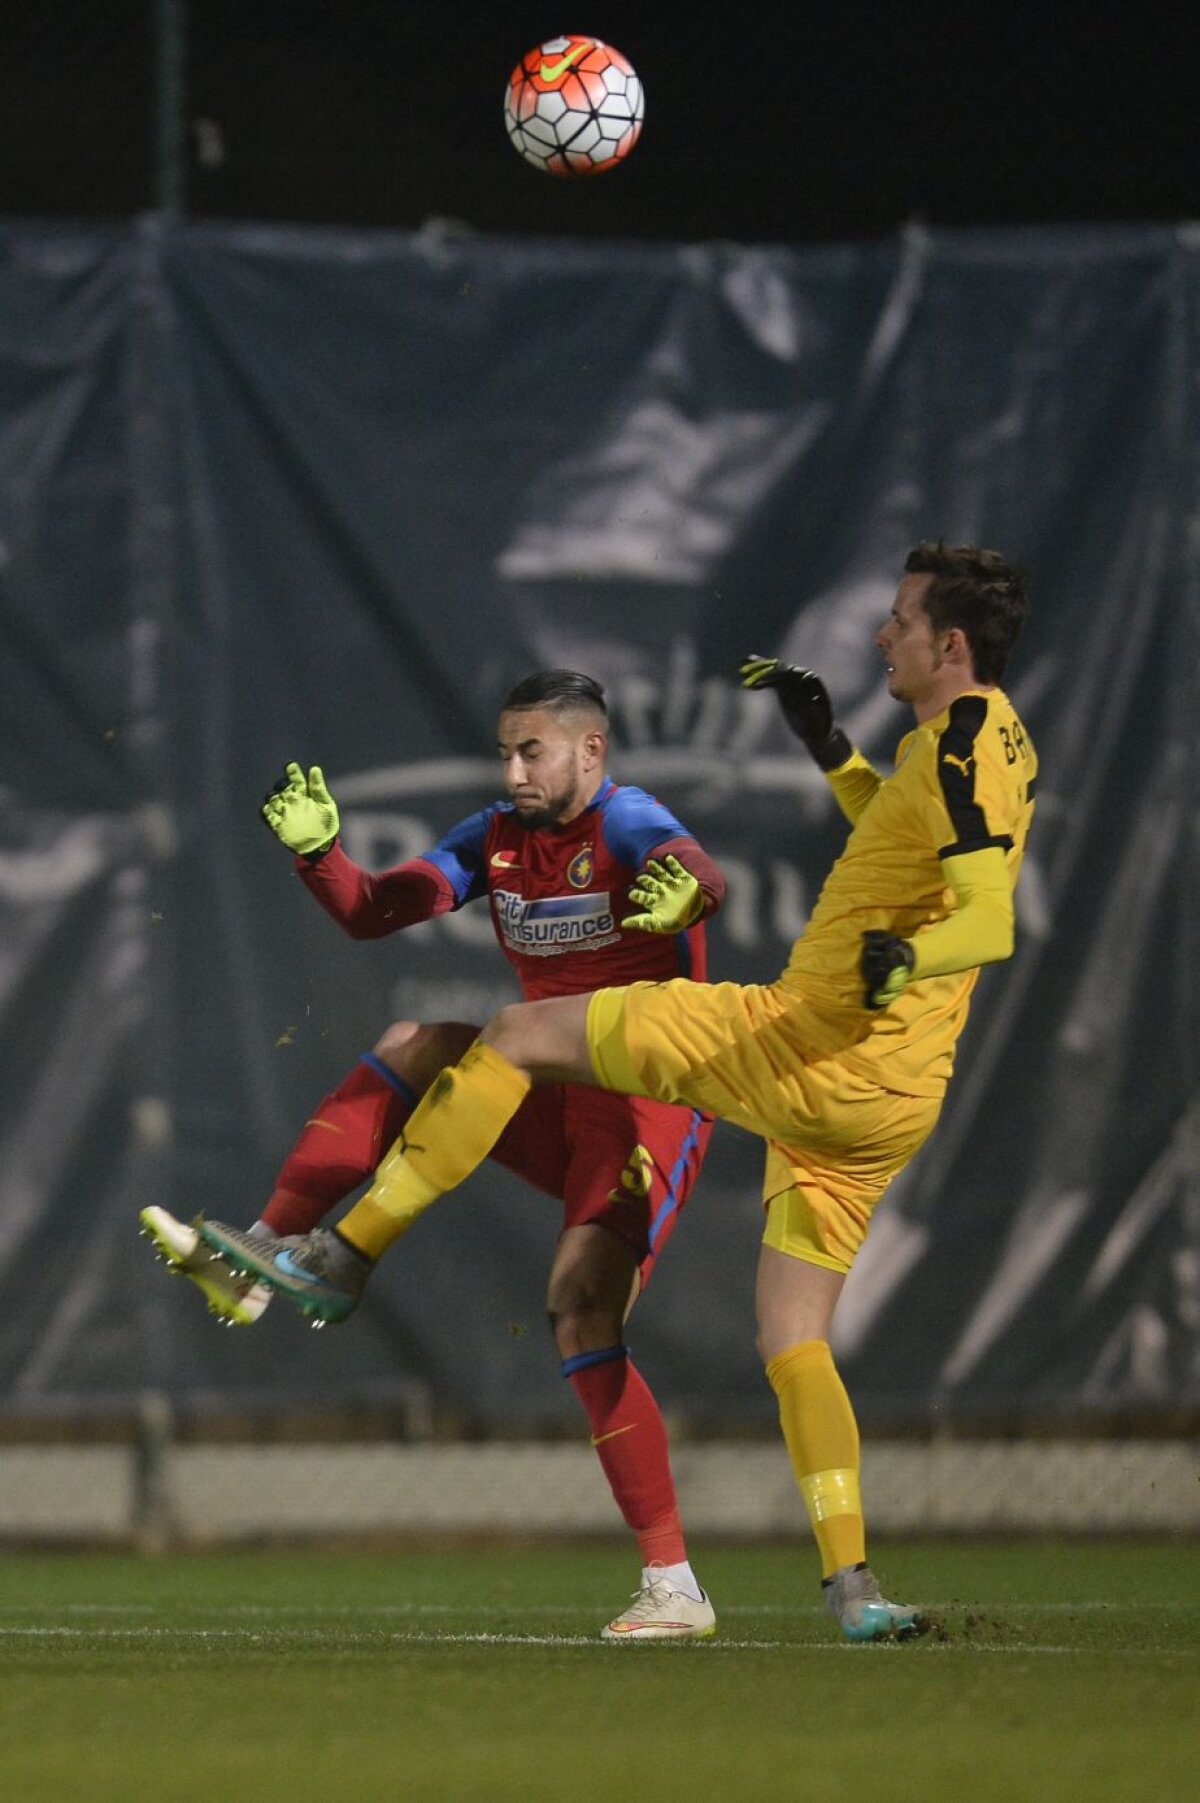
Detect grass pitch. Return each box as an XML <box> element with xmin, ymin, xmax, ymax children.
<box><xmin>0</xmin><ymin>1541</ymin><xmax>1195</xmax><ymax>1801</ymax></box>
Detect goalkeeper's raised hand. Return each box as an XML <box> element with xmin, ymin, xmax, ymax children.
<box><xmin>739</xmin><ymin>656</ymin><xmax>852</xmax><ymax>772</ymax></box>
<box><xmin>622</xmin><ymin>854</ymin><xmax>704</xmax><ymax>934</ymax></box>
<box><xmin>861</xmin><ymin>930</ymin><xmax>916</xmax><ymax>1010</ymax></box>
<box><xmin>261</xmin><ymin>761</ymin><xmax>340</xmax><ymax>857</ymax></box>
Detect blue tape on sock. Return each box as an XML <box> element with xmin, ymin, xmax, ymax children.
<box><xmin>560</xmin><ymin>1345</ymin><xmax>627</xmax><ymax>1379</ymax></box>
<box><xmin>361</xmin><ymin>1052</ymin><xmax>418</xmax><ymax>1111</ymax></box>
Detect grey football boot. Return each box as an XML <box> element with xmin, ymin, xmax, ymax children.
<box><xmin>197</xmin><ymin>1221</ymin><xmax>371</xmax><ymax>1325</ymax></box>
<box><xmin>823</xmin><ymin>1563</ymin><xmax>928</xmax><ymax>1642</ymax></box>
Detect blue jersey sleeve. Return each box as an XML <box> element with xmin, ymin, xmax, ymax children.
<box><xmin>598</xmin><ymin>785</ymin><xmax>693</xmax><ymax>872</ymax></box>
<box><xmin>420</xmin><ymin>803</ymin><xmax>506</xmax><ymax>906</ymax></box>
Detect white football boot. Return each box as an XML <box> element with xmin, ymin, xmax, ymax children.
<box><xmin>140</xmin><ymin>1206</ymin><xmax>272</xmax><ymax>1326</ymax></box>
<box><xmin>601</xmin><ymin>1567</ymin><xmax>716</xmax><ymax>1643</ymax></box>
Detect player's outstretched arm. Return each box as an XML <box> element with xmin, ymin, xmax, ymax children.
<box><xmin>268</xmin><ymin>769</ymin><xmax>462</xmax><ymax>941</ymax></box>
<box><xmin>861</xmin><ymin>845</ymin><xmax>1016</xmax><ymax>1008</ymax></box>
<box><xmin>740</xmin><ymin>656</ymin><xmax>882</xmax><ymax>822</ymax></box>
<box><xmin>739</xmin><ymin>656</ymin><xmax>853</xmax><ymax>771</ymax></box>
<box><xmin>262</xmin><ymin>761</ymin><xmax>340</xmax><ymax>858</ymax></box>
<box><xmin>621</xmin><ymin>853</ymin><xmax>705</xmax><ymax>934</ymax></box>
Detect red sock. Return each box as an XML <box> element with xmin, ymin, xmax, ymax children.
<box><xmin>566</xmin><ymin>1349</ymin><xmax>687</xmax><ymax>1567</ymax></box>
<box><xmin>260</xmin><ymin>1057</ymin><xmax>415</xmax><ymax>1236</ymax></box>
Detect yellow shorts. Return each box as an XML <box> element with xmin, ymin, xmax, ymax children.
<box><xmin>587</xmin><ymin>978</ymin><xmax>943</xmax><ymax>1274</ymax></box>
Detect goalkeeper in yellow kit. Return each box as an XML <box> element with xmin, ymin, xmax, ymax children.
<box><xmin>204</xmin><ymin>540</ymin><xmax>1037</xmax><ymax>1642</ymax></box>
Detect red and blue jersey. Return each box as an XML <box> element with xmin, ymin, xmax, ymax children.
<box><xmin>299</xmin><ymin>777</ymin><xmax>723</xmax><ymax>1001</ymax></box>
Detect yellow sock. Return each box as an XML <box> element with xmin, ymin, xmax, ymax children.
<box><xmin>766</xmin><ymin>1337</ymin><xmax>865</xmax><ymax>1578</ymax></box>
<box><xmin>337</xmin><ymin>1042</ymin><xmax>531</xmax><ymax>1261</ymax></box>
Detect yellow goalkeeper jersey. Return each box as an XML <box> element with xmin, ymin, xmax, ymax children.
<box><xmin>780</xmin><ymin>687</ymin><xmax>1037</xmax><ymax>1097</ymax></box>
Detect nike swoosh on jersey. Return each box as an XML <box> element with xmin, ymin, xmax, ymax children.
<box><xmin>490</xmin><ymin>851</ymin><xmax>522</xmax><ymax>869</ymax></box>
<box><xmin>539</xmin><ymin>43</ymin><xmax>588</xmax><ymax>81</ymax></box>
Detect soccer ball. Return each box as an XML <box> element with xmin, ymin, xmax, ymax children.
<box><xmin>504</xmin><ymin>36</ymin><xmax>644</xmax><ymax>178</ymax></box>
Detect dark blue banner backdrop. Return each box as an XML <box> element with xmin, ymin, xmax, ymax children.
<box><xmin>0</xmin><ymin>217</ymin><xmax>1195</xmax><ymax>1426</ymax></box>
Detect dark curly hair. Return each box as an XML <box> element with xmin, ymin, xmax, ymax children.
<box><xmin>905</xmin><ymin>541</ymin><xmax>1031</xmax><ymax>683</ymax></box>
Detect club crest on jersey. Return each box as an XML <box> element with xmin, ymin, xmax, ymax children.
<box><xmin>567</xmin><ymin>846</ymin><xmax>594</xmax><ymax>888</ymax></box>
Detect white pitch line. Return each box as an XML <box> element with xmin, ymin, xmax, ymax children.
<box><xmin>5</xmin><ymin>1598</ymin><xmax>1188</xmax><ymax>1621</ymax></box>
<box><xmin>0</xmin><ymin>1624</ymin><xmax>1192</xmax><ymax>1657</ymax></box>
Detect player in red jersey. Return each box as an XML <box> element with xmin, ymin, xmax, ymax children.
<box><xmin>142</xmin><ymin>669</ymin><xmax>725</xmax><ymax>1641</ymax></box>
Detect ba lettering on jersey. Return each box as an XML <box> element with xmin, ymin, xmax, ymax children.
<box><xmin>785</xmin><ymin>688</ymin><xmax>1037</xmax><ymax>1091</ymax></box>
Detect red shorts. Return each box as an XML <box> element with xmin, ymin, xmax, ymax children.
<box><xmin>490</xmin><ymin>1083</ymin><xmax>711</xmax><ymax>1286</ymax></box>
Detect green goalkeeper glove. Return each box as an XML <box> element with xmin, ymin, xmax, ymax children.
<box><xmin>740</xmin><ymin>655</ymin><xmax>852</xmax><ymax>772</ymax></box>
<box><xmin>261</xmin><ymin>761</ymin><xmax>340</xmax><ymax>858</ymax></box>
<box><xmin>861</xmin><ymin>930</ymin><xmax>916</xmax><ymax>1010</ymax></box>
<box><xmin>621</xmin><ymin>854</ymin><xmax>704</xmax><ymax>934</ymax></box>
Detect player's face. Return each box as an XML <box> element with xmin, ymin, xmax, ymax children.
<box><xmin>497</xmin><ymin>707</ymin><xmax>604</xmax><ymax>829</ymax></box>
<box><xmin>875</xmin><ymin>574</ymin><xmax>947</xmax><ymax>713</ymax></box>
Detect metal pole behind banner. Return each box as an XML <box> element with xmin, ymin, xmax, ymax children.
<box><xmin>152</xmin><ymin>0</ymin><xmax>188</xmax><ymax>217</ymax></box>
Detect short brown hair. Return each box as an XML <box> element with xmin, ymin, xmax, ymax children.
<box><xmin>905</xmin><ymin>541</ymin><xmax>1031</xmax><ymax>683</ymax></box>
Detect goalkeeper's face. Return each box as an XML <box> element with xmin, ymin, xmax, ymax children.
<box><xmin>498</xmin><ymin>705</ymin><xmax>606</xmax><ymax>830</ymax></box>
<box><xmin>876</xmin><ymin>572</ymin><xmax>957</xmax><ymax>714</ymax></box>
